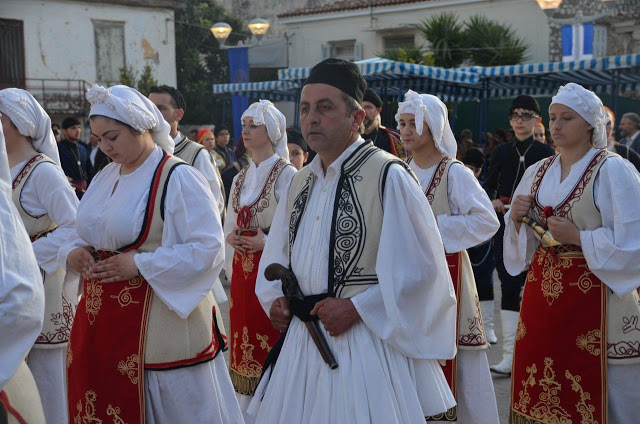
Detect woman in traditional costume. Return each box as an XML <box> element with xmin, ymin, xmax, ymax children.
<box><xmin>0</xmin><ymin>88</ymin><xmax>80</xmax><ymax>423</ymax></box>
<box><xmin>505</xmin><ymin>83</ymin><xmax>640</xmax><ymax>424</ymax></box>
<box><xmin>64</xmin><ymin>85</ymin><xmax>243</xmax><ymax>424</ymax></box>
<box><xmin>396</xmin><ymin>90</ymin><xmax>500</xmax><ymax>423</ymax></box>
<box><xmin>223</xmin><ymin>100</ymin><xmax>296</xmax><ymax>422</ymax></box>
<box><xmin>0</xmin><ymin>118</ymin><xmax>46</xmax><ymax>424</ymax></box>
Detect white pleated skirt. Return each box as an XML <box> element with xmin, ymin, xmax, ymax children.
<box><xmin>249</xmin><ymin>318</ymin><xmax>455</xmax><ymax>424</ymax></box>
<box><xmin>145</xmin><ymin>354</ymin><xmax>244</xmax><ymax>424</ymax></box>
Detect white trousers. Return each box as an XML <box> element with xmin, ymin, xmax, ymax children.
<box><xmin>608</xmin><ymin>363</ymin><xmax>640</xmax><ymax>423</ymax></box>
<box><xmin>27</xmin><ymin>346</ymin><xmax>68</xmax><ymax>424</ymax></box>
<box><xmin>427</xmin><ymin>350</ymin><xmax>499</xmax><ymax>424</ymax></box>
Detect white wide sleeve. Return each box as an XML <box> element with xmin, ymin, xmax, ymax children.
<box><xmin>351</xmin><ymin>164</ymin><xmax>457</xmax><ymax>360</ymax></box>
<box><xmin>255</xmin><ymin>183</ymin><xmax>291</xmax><ymax>316</ymax></box>
<box><xmin>134</xmin><ymin>166</ymin><xmax>224</xmax><ymax>319</ymax></box>
<box><xmin>436</xmin><ymin>164</ymin><xmax>499</xmax><ymax>253</ymax></box>
<box><xmin>503</xmin><ymin>164</ymin><xmax>539</xmax><ymax>276</ymax></box>
<box><xmin>223</xmin><ymin>173</ymin><xmax>240</xmax><ymax>279</ymax></box>
<box><xmin>0</xmin><ymin>196</ymin><xmax>45</xmax><ymax>389</ymax></box>
<box><xmin>580</xmin><ymin>158</ymin><xmax>640</xmax><ymax>298</ymax></box>
<box><xmin>24</xmin><ymin>162</ymin><xmax>79</xmax><ymax>273</ymax></box>
<box><xmin>193</xmin><ymin>149</ymin><xmax>225</xmax><ymax>216</ymax></box>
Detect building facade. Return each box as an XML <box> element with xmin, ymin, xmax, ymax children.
<box><xmin>277</xmin><ymin>0</ymin><xmax>550</xmax><ymax>68</ymax></box>
<box><xmin>0</xmin><ymin>0</ymin><xmax>178</xmax><ymax>119</ymax></box>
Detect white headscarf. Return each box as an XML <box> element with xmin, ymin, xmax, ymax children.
<box><xmin>395</xmin><ymin>90</ymin><xmax>457</xmax><ymax>158</ymax></box>
<box><xmin>550</xmin><ymin>83</ymin><xmax>607</xmax><ymax>149</ymax></box>
<box><xmin>0</xmin><ymin>88</ymin><xmax>61</xmax><ymax>166</ymax></box>
<box><xmin>86</xmin><ymin>84</ymin><xmax>174</xmax><ymax>154</ymax></box>
<box><xmin>241</xmin><ymin>100</ymin><xmax>289</xmax><ymax>161</ymax></box>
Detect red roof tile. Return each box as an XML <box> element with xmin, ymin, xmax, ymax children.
<box><xmin>278</xmin><ymin>0</ymin><xmax>430</xmax><ymax>19</ymax></box>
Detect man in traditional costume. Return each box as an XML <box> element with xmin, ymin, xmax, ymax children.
<box><xmin>505</xmin><ymin>83</ymin><xmax>640</xmax><ymax>423</ymax></box>
<box><xmin>64</xmin><ymin>85</ymin><xmax>243</xmax><ymax>423</ymax></box>
<box><xmin>399</xmin><ymin>90</ymin><xmax>500</xmax><ymax>423</ymax></box>
<box><xmin>483</xmin><ymin>95</ymin><xmax>555</xmax><ymax>375</ymax></box>
<box><xmin>0</xmin><ymin>88</ymin><xmax>80</xmax><ymax>423</ymax></box>
<box><xmin>250</xmin><ymin>58</ymin><xmax>457</xmax><ymax>423</ymax></box>
<box><xmin>0</xmin><ymin>119</ymin><xmax>46</xmax><ymax>424</ymax></box>
<box><xmin>148</xmin><ymin>85</ymin><xmax>225</xmax><ymax>215</ymax></box>
<box><xmin>362</xmin><ymin>88</ymin><xmax>406</xmax><ymax>159</ymax></box>
<box><xmin>223</xmin><ymin>100</ymin><xmax>296</xmax><ymax>424</ymax></box>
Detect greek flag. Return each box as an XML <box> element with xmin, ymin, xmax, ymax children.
<box><xmin>562</xmin><ymin>23</ymin><xmax>594</xmax><ymax>62</ymax></box>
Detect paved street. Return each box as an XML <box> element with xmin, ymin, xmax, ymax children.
<box><xmin>219</xmin><ymin>270</ymin><xmax>512</xmax><ymax>423</ymax></box>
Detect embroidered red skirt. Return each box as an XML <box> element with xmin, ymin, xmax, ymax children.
<box><xmin>510</xmin><ymin>246</ymin><xmax>607</xmax><ymax>424</ymax></box>
<box><xmin>426</xmin><ymin>252</ymin><xmax>462</xmax><ymax>421</ymax></box>
<box><xmin>229</xmin><ymin>246</ymin><xmax>280</xmax><ymax>395</ymax></box>
<box><xmin>67</xmin><ymin>252</ymin><xmax>152</xmax><ymax>424</ymax></box>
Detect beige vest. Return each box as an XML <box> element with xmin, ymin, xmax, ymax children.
<box><xmin>174</xmin><ymin>137</ymin><xmax>225</xmax><ymax>215</ymax></box>
<box><xmin>1</xmin><ymin>362</ymin><xmax>45</xmax><ymax>424</ymax></box>
<box><xmin>422</xmin><ymin>156</ymin><xmax>488</xmax><ymax>350</ymax></box>
<box><xmin>12</xmin><ymin>154</ymin><xmax>72</xmax><ymax>348</ymax></box>
<box><xmin>230</xmin><ymin>158</ymin><xmax>291</xmax><ymax>234</ymax></box>
<box><xmin>121</xmin><ymin>154</ymin><xmax>227</xmax><ymax>367</ymax></box>
<box><xmin>531</xmin><ymin>150</ymin><xmax>640</xmax><ymax>364</ymax></box>
<box><xmin>287</xmin><ymin>142</ymin><xmax>413</xmax><ymax>298</ymax></box>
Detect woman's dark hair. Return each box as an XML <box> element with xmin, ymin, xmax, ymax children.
<box><xmin>90</xmin><ymin>115</ymin><xmax>140</xmax><ymax>134</ymax></box>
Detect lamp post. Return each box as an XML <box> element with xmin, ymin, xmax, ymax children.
<box><xmin>210</xmin><ymin>20</ymin><xmax>271</xmax><ymax>140</ymax></box>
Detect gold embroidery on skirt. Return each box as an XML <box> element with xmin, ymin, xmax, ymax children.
<box><xmin>67</xmin><ymin>346</ymin><xmax>73</xmax><ymax>368</ymax></box>
<box><xmin>85</xmin><ymin>280</ymin><xmax>104</xmax><ymax>325</ymax></box>
<box><xmin>74</xmin><ymin>390</ymin><xmax>102</xmax><ymax>424</ymax></box>
<box><xmin>106</xmin><ymin>404</ymin><xmax>126</xmax><ymax>424</ymax></box>
<box><xmin>256</xmin><ymin>333</ymin><xmax>271</xmax><ymax>351</ymax></box>
<box><xmin>540</xmin><ymin>254</ymin><xmax>572</xmax><ymax>306</ymax></box>
<box><xmin>570</xmin><ymin>268</ymin><xmax>601</xmax><ymax>295</ymax></box>
<box><xmin>110</xmin><ymin>277</ymin><xmax>143</xmax><ymax>308</ymax></box>
<box><xmin>117</xmin><ymin>354</ymin><xmax>140</xmax><ymax>384</ymax></box>
<box><xmin>514</xmin><ymin>363</ymin><xmax>537</xmax><ymax>413</ymax></box>
<box><xmin>529</xmin><ymin>358</ymin><xmax>571</xmax><ymax>423</ymax></box>
<box><xmin>576</xmin><ymin>329</ymin><xmax>602</xmax><ymax>356</ymax></box>
<box><xmin>516</xmin><ymin>319</ymin><xmax>527</xmax><ymax>341</ymax></box>
<box><xmin>565</xmin><ymin>370</ymin><xmax>597</xmax><ymax>424</ymax></box>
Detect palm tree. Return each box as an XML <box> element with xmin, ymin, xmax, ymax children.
<box><xmin>464</xmin><ymin>15</ymin><xmax>529</xmax><ymax>66</ymax></box>
<box><xmin>416</xmin><ymin>13</ymin><xmax>467</xmax><ymax>68</ymax></box>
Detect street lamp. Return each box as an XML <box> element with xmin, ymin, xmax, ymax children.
<box><xmin>248</xmin><ymin>19</ymin><xmax>270</xmax><ymax>45</ymax></box>
<box><xmin>210</xmin><ymin>22</ymin><xmax>232</xmax><ymax>46</ymax></box>
<box><xmin>536</xmin><ymin>0</ymin><xmax>562</xmax><ymax>9</ymax></box>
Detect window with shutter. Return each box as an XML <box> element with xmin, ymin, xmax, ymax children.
<box><xmin>0</xmin><ymin>18</ymin><xmax>25</xmax><ymax>89</ymax></box>
<box><xmin>330</xmin><ymin>40</ymin><xmax>356</xmax><ymax>61</ymax></box>
<box><xmin>93</xmin><ymin>20</ymin><xmax>125</xmax><ymax>84</ymax></box>
<box><xmin>593</xmin><ymin>25</ymin><xmax>607</xmax><ymax>58</ymax></box>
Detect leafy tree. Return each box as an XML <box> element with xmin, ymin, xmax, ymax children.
<box><xmin>137</xmin><ymin>64</ymin><xmax>158</xmax><ymax>96</ymax></box>
<box><xmin>118</xmin><ymin>65</ymin><xmax>137</xmax><ymax>87</ymax></box>
<box><xmin>416</xmin><ymin>13</ymin><xmax>466</xmax><ymax>68</ymax></box>
<box><xmin>174</xmin><ymin>0</ymin><xmax>249</xmax><ymax>125</ymax></box>
<box><xmin>464</xmin><ymin>15</ymin><xmax>529</xmax><ymax>66</ymax></box>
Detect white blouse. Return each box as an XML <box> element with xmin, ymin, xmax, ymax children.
<box><xmin>504</xmin><ymin>147</ymin><xmax>640</xmax><ymax>298</ymax></box>
<box><xmin>222</xmin><ymin>153</ymin><xmax>296</xmax><ymax>278</ymax></box>
<box><xmin>256</xmin><ymin>138</ymin><xmax>457</xmax><ymax>360</ymax></box>
<box><xmin>71</xmin><ymin>146</ymin><xmax>225</xmax><ymax>319</ymax></box>
<box><xmin>10</xmin><ymin>160</ymin><xmax>79</xmax><ymax>274</ymax></box>
<box><xmin>410</xmin><ymin>159</ymin><xmax>499</xmax><ymax>254</ymax></box>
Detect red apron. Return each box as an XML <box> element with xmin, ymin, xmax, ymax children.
<box><xmin>510</xmin><ymin>245</ymin><xmax>607</xmax><ymax>424</ymax></box>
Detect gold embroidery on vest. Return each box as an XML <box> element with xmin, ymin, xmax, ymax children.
<box><xmin>576</xmin><ymin>330</ymin><xmax>602</xmax><ymax>356</ymax></box>
<box><xmin>86</xmin><ymin>280</ymin><xmax>104</xmax><ymax>325</ymax></box>
<box><xmin>530</xmin><ymin>358</ymin><xmax>571</xmax><ymax>423</ymax></box>
<box><xmin>117</xmin><ymin>354</ymin><xmax>140</xmax><ymax>384</ymax></box>
<box><xmin>565</xmin><ymin>370</ymin><xmax>597</xmax><ymax>424</ymax></box>
<box><xmin>74</xmin><ymin>390</ymin><xmax>102</xmax><ymax>424</ymax></box>
<box><xmin>106</xmin><ymin>404</ymin><xmax>126</xmax><ymax>424</ymax></box>
<box><xmin>110</xmin><ymin>277</ymin><xmax>143</xmax><ymax>308</ymax></box>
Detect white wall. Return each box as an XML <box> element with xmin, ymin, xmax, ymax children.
<box><xmin>1</xmin><ymin>0</ymin><xmax>177</xmax><ymax>86</ymax></box>
<box><xmin>280</xmin><ymin>0</ymin><xmax>549</xmax><ymax>68</ymax></box>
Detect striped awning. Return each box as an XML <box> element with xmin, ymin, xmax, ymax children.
<box><xmin>212</xmin><ymin>80</ymin><xmax>299</xmax><ymax>101</ymax></box>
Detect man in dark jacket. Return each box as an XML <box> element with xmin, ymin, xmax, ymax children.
<box><xmin>361</xmin><ymin>89</ymin><xmax>406</xmax><ymax>158</ymax></box>
<box><xmin>605</xmin><ymin>107</ymin><xmax>640</xmax><ymax>172</ymax></box>
<box><xmin>57</xmin><ymin>117</ymin><xmax>89</xmax><ymax>198</ymax></box>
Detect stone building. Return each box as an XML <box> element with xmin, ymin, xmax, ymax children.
<box><xmin>545</xmin><ymin>0</ymin><xmax>640</xmax><ymax>61</ymax></box>
<box><xmin>0</xmin><ymin>0</ymin><xmax>179</xmax><ymax>122</ymax></box>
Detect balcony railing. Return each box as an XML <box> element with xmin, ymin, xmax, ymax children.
<box><xmin>0</xmin><ymin>78</ymin><xmax>92</xmax><ymax>116</ymax></box>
